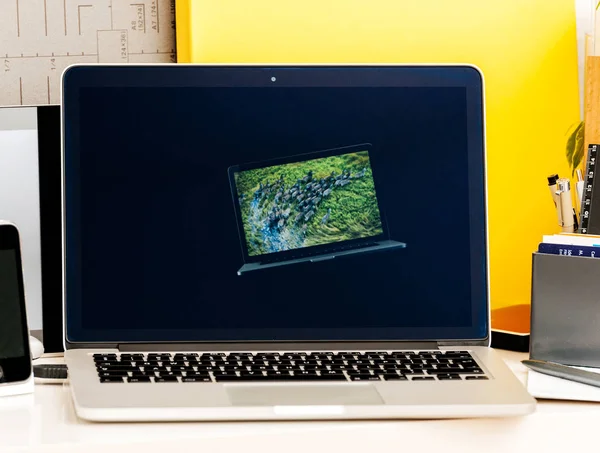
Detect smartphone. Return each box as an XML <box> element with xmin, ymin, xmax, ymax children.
<box><xmin>0</xmin><ymin>221</ymin><xmax>33</xmax><ymax>392</ymax></box>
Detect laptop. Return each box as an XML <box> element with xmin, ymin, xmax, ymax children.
<box><xmin>228</xmin><ymin>143</ymin><xmax>406</xmax><ymax>275</ymax></box>
<box><xmin>61</xmin><ymin>64</ymin><xmax>536</xmax><ymax>422</ymax></box>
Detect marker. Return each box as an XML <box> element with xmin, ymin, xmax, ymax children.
<box><xmin>557</xmin><ymin>178</ymin><xmax>575</xmax><ymax>233</ymax></box>
<box><xmin>547</xmin><ymin>174</ymin><xmax>562</xmax><ymax>226</ymax></box>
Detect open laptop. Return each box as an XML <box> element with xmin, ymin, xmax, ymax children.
<box><xmin>228</xmin><ymin>143</ymin><xmax>406</xmax><ymax>275</ymax></box>
<box><xmin>61</xmin><ymin>64</ymin><xmax>536</xmax><ymax>422</ymax></box>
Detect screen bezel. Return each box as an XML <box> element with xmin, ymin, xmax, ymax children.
<box><xmin>62</xmin><ymin>64</ymin><xmax>489</xmax><ymax>346</ymax></box>
<box><xmin>0</xmin><ymin>223</ymin><xmax>32</xmax><ymax>382</ymax></box>
<box><xmin>228</xmin><ymin>143</ymin><xmax>390</xmax><ymax>262</ymax></box>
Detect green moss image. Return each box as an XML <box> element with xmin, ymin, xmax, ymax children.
<box><xmin>234</xmin><ymin>150</ymin><xmax>383</xmax><ymax>256</ymax></box>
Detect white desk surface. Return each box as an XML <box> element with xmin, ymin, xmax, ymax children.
<box><xmin>1</xmin><ymin>349</ymin><xmax>598</xmax><ymax>453</ymax></box>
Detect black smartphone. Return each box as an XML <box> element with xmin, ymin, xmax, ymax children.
<box><xmin>0</xmin><ymin>222</ymin><xmax>32</xmax><ymax>385</ymax></box>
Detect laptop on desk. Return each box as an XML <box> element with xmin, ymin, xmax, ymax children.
<box><xmin>61</xmin><ymin>64</ymin><xmax>535</xmax><ymax>422</ymax></box>
<box><xmin>228</xmin><ymin>143</ymin><xmax>406</xmax><ymax>275</ymax></box>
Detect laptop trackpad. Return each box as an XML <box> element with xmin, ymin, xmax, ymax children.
<box><xmin>226</xmin><ymin>384</ymin><xmax>383</xmax><ymax>406</ymax></box>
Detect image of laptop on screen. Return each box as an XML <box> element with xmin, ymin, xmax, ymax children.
<box><xmin>228</xmin><ymin>143</ymin><xmax>406</xmax><ymax>275</ymax></box>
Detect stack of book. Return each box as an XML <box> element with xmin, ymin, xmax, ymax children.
<box><xmin>538</xmin><ymin>232</ymin><xmax>600</xmax><ymax>256</ymax></box>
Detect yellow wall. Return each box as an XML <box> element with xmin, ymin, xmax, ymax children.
<box><xmin>177</xmin><ymin>0</ymin><xmax>580</xmax><ymax>310</ymax></box>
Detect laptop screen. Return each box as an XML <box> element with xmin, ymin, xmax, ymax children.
<box><xmin>231</xmin><ymin>145</ymin><xmax>386</xmax><ymax>258</ymax></box>
<box><xmin>63</xmin><ymin>66</ymin><xmax>488</xmax><ymax>344</ymax></box>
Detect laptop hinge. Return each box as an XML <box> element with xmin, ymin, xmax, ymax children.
<box><xmin>117</xmin><ymin>341</ymin><xmax>440</xmax><ymax>352</ymax></box>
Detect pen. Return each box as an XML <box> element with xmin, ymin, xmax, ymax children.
<box><xmin>557</xmin><ymin>178</ymin><xmax>575</xmax><ymax>233</ymax></box>
<box><xmin>576</xmin><ymin>169</ymin><xmax>585</xmax><ymax>210</ymax></box>
<box><xmin>522</xmin><ymin>359</ymin><xmax>600</xmax><ymax>389</ymax></box>
<box><xmin>547</xmin><ymin>174</ymin><xmax>562</xmax><ymax>226</ymax></box>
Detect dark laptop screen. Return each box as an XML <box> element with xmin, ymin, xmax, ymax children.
<box><xmin>63</xmin><ymin>66</ymin><xmax>488</xmax><ymax>343</ymax></box>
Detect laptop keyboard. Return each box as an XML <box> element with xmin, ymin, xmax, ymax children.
<box><xmin>260</xmin><ymin>242</ymin><xmax>379</xmax><ymax>264</ymax></box>
<box><xmin>94</xmin><ymin>351</ymin><xmax>488</xmax><ymax>383</ymax></box>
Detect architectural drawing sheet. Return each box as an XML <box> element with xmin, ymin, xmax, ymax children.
<box><xmin>0</xmin><ymin>0</ymin><xmax>176</xmax><ymax>106</ymax></box>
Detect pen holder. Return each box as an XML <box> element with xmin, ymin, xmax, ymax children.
<box><xmin>530</xmin><ymin>252</ymin><xmax>600</xmax><ymax>367</ymax></box>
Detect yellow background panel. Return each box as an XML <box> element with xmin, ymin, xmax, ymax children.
<box><xmin>177</xmin><ymin>0</ymin><xmax>580</xmax><ymax>310</ymax></box>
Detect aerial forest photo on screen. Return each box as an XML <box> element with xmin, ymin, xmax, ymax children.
<box><xmin>234</xmin><ymin>149</ymin><xmax>384</xmax><ymax>256</ymax></box>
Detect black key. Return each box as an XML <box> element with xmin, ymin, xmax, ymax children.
<box><xmin>460</xmin><ymin>361</ymin><xmax>481</xmax><ymax>369</ymax></box>
<box><xmin>412</xmin><ymin>376</ymin><xmax>436</xmax><ymax>381</ymax></box>
<box><xmin>328</xmin><ymin>363</ymin><xmax>351</xmax><ymax>370</ymax></box>
<box><xmin>158</xmin><ymin>370</ymin><xmax>183</xmax><ymax>377</ymax></box>
<box><xmin>201</xmin><ymin>354</ymin><xmax>225</xmax><ymax>361</ymax></box>
<box><xmin>169</xmin><ymin>366</ymin><xmax>192</xmax><ymax>372</ymax></box>
<box><xmin>195</xmin><ymin>365</ymin><xmax>220</xmax><ymax>372</ymax></box>
<box><xmin>98</xmin><ymin>371</ymin><xmax>129</xmax><ymax>377</ymax></box>
<box><xmin>333</xmin><ymin>354</ymin><xmax>356</xmax><ymax>360</ymax></box>
<box><xmin>247</xmin><ymin>365</ymin><xmax>272</xmax><ymax>371</ymax></box>
<box><xmin>465</xmin><ymin>376</ymin><xmax>489</xmax><ymax>380</ymax></box>
<box><xmin>329</xmin><ymin>359</ymin><xmax>346</xmax><ymax>365</ymax></box>
<box><xmin>182</xmin><ymin>376</ymin><xmax>212</xmax><ymax>382</ymax></box>
<box><xmin>303</xmin><ymin>359</ymin><xmax>321</xmax><ymax>366</ymax></box>
<box><xmin>403</xmin><ymin>369</ymin><xmax>424</xmax><ymax>375</ymax></box>
<box><xmin>397</xmin><ymin>358</ymin><xmax>414</xmax><ymax>364</ymax></box>
<box><xmin>120</xmin><ymin>354</ymin><xmax>144</xmax><ymax>361</ymax></box>
<box><xmin>382</xmin><ymin>373</ymin><xmax>407</xmax><ymax>381</ymax></box>
<box><xmin>293</xmin><ymin>370</ymin><xmax>318</xmax><ymax>377</ymax></box>
<box><xmin>275</xmin><ymin>365</ymin><xmax>299</xmax><ymax>371</ymax></box>
<box><xmin>382</xmin><ymin>364</ymin><xmax>403</xmax><ymax>371</ymax></box>
<box><xmin>222</xmin><ymin>365</ymin><xmax>247</xmax><ymax>372</ymax></box>
<box><xmin>435</xmin><ymin>358</ymin><xmax>453</xmax><ymax>364</ymax></box>
<box><xmin>436</xmin><ymin>364</ymin><xmax>462</xmax><ymax>371</ymax></box>
<box><xmin>143</xmin><ymin>365</ymin><xmax>167</xmax><ymax>372</ymax></box>
<box><xmin>276</xmin><ymin>359</ymin><xmax>296</xmax><ymax>365</ymax></box>
<box><xmin>320</xmin><ymin>370</ymin><xmax>345</xmax><ymax>378</ymax></box>
<box><xmin>302</xmin><ymin>365</ymin><xmax>321</xmax><ymax>371</ymax></box>
<box><xmin>220</xmin><ymin>360</ymin><xmax>241</xmax><ymax>367</ymax></box>
<box><xmin>155</xmin><ymin>376</ymin><xmax>179</xmax><ymax>383</ymax></box>
<box><xmin>147</xmin><ymin>354</ymin><xmax>171</xmax><ymax>361</ymax></box>
<box><xmin>93</xmin><ymin>354</ymin><xmax>117</xmax><ymax>362</ymax></box>
<box><xmin>347</xmin><ymin>359</ymin><xmax>371</xmax><ymax>365</ymax></box>
<box><xmin>281</xmin><ymin>354</ymin><xmax>305</xmax><ymax>361</ymax></box>
<box><xmin>459</xmin><ymin>369</ymin><xmax>484</xmax><ymax>375</ymax></box>
<box><xmin>349</xmin><ymin>374</ymin><xmax>381</xmax><ymax>381</ymax></box>
<box><xmin>95</xmin><ymin>360</ymin><xmax>126</xmax><ymax>366</ymax></box>
<box><xmin>214</xmin><ymin>370</ymin><xmax>240</xmax><ymax>377</ymax></box>
<box><xmin>140</xmin><ymin>361</ymin><xmax>161</xmax><ymax>367</ymax></box>
<box><xmin>186</xmin><ymin>372</ymin><xmax>211</xmax><ymax>378</ymax></box>
<box><xmin>444</xmin><ymin>352</ymin><xmax>472</xmax><ymax>359</ymax></box>
<box><xmin>255</xmin><ymin>354</ymin><xmax>279</xmax><ymax>360</ymax></box>
<box><xmin>174</xmin><ymin>353</ymin><xmax>198</xmax><ymax>359</ymax></box>
<box><xmin>309</xmin><ymin>354</ymin><xmax>331</xmax><ymax>361</ymax></box>
<box><xmin>437</xmin><ymin>374</ymin><xmax>462</xmax><ymax>380</ymax></box>
<box><xmin>128</xmin><ymin>376</ymin><xmax>151</xmax><ymax>382</ymax></box>
<box><xmin>96</xmin><ymin>362</ymin><xmax>138</xmax><ymax>370</ymax></box>
<box><xmin>166</xmin><ymin>361</ymin><xmax>188</xmax><ymax>367</ymax></box>
<box><xmin>425</xmin><ymin>368</ymin><xmax>454</xmax><ymax>375</ymax></box>
<box><xmin>99</xmin><ymin>377</ymin><xmax>124</xmax><ymax>383</ymax></box>
<box><xmin>220</xmin><ymin>375</ymin><xmax>265</xmax><ymax>381</ymax></box>
<box><xmin>266</xmin><ymin>370</ymin><xmax>292</xmax><ymax>378</ymax></box>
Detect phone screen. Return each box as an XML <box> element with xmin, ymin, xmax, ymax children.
<box><xmin>0</xmin><ymin>248</ymin><xmax>26</xmax><ymax>360</ymax></box>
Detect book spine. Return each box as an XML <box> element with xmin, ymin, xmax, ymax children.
<box><xmin>538</xmin><ymin>242</ymin><xmax>600</xmax><ymax>257</ymax></box>
<box><xmin>579</xmin><ymin>143</ymin><xmax>598</xmax><ymax>233</ymax></box>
